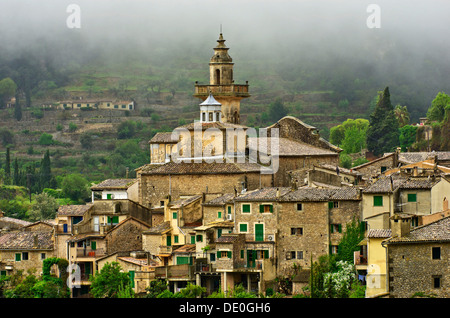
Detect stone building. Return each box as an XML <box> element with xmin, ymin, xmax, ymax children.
<box><xmin>385</xmin><ymin>216</ymin><xmax>450</xmax><ymax>298</ymax></box>
<box><xmin>136</xmin><ymin>161</ymin><xmax>272</xmax><ymax>208</ymax></box>
<box><xmin>0</xmin><ymin>227</ymin><xmax>55</xmax><ymax>277</ymax></box>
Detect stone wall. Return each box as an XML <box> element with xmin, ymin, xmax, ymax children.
<box><xmin>105</xmin><ymin>219</ymin><xmax>150</xmax><ymax>255</ymax></box>
<box><xmin>388</xmin><ymin>242</ymin><xmax>449</xmax><ymax>298</ymax></box>
<box><xmin>139</xmin><ymin>172</ymin><xmax>271</xmax><ymax>208</ymax></box>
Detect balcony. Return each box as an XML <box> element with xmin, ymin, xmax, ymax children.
<box><xmin>76</xmin><ymin>248</ymin><xmax>106</xmax><ymax>258</ymax></box>
<box><xmin>195</xmin><ymin>263</ymin><xmax>216</xmax><ymax>273</ymax></box>
<box><xmin>154</xmin><ymin>264</ymin><xmax>195</xmax><ymax>280</ymax></box>
<box><xmin>194</xmin><ymin>84</ymin><xmax>250</xmax><ymax>98</ymax></box>
<box><xmin>158</xmin><ymin>245</ymin><xmax>172</xmax><ymax>256</ymax></box>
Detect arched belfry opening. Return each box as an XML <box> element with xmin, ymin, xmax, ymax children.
<box><xmin>215</xmin><ymin>69</ymin><xmax>220</xmax><ymax>85</ymax></box>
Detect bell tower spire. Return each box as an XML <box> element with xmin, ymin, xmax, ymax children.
<box><xmin>194</xmin><ymin>32</ymin><xmax>250</xmax><ymax>124</ymax></box>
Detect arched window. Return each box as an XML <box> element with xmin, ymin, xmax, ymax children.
<box><xmin>215</xmin><ymin>69</ymin><xmax>221</xmax><ymax>85</ymax></box>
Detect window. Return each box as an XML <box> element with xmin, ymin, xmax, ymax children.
<box><xmin>227</xmin><ymin>206</ymin><xmax>232</xmax><ymax>215</ymax></box>
<box><xmin>239</xmin><ymin>223</ymin><xmax>248</xmax><ymax>233</ymax></box>
<box><xmin>330</xmin><ymin>224</ymin><xmax>342</xmax><ymax>233</ymax></box>
<box><xmin>242</xmin><ymin>204</ymin><xmax>251</xmax><ymax>213</ymax></box>
<box><xmin>259</xmin><ymin>204</ymin><xmax>273</xmax><ymax>213</ymax></box>
<box><xmin>217</xmin><ymin>251</ymin><xmax>231</xmax><ymax>259</ymax></box>
<box><xmin>107</xmin><ymin>216</ymin><xmax>119</xmax><ymax>225</ymax></box>
<box><xmin>210</xmin><ymin>253</ymin><xmax>216</xmax><ymax>262</ymax></box>
<box><xmin>202</xmin><ymin>112</ymin><xmax>206</xmax><ymax>122</ymax></box>
<box><xmin>296</xmin><ymin>203</ymin><xmax>303</xmax><ymax>211</ymax></box>
<box><xmin>287</xmin><ymin>251</ymin><xmax>303</xmax><ymax>260</ymax></box>
<box><xmin>172</xmin><ymin>212</ymin><xmax>177</xmax><ymax>219</ymax></box>
<box><xmin>381</xmin><ymin>166</ymin><xmax>387</xmax><ymax>173</ymax></box>
<box><xmin>291</xmin><ymin>227</ymin><xmax>303</xmax><ymax>235</ymax></box>
<box><xmin>373</xmin><ymin>196</ymin><xmax>383</xmax><ymax>207</ymax></box>
<box><xmin>216</xmin><ymin>112</ymin><xmax>220</xmax><ymax>122</ymax></box>
<box><xmin>209</xmin><ymin>112</ymin><xmax>213</xmax><ymax>121</ymax></box>
<box><xmin>330</xmin><ymin>245</ymin><xmax>339</xmax><ymax>254</ymax></box>
<box><xmin>160</xmin><ymin>201</ymin><xmax>165</xmax><ymax>206</ymax></box>
<box><xmin>407</xmin><ymin>193</ymin><xmax>417</xmax><ymax>202</ymax></box>
<box><xmin>217</xmin><ymin>211</ymin><xmax>222</xmax><ymax>219</ymax></box>
<box><xmin>196</xmin><ymin>235</ymin><xmax>203</xmax><ymax>242</ymax></box>
<box><xmin>191</xmin><ymin>235</ymin><xmax>196</xmax><ymax>244</ymax></box>
<box><xmin>91</xmin><ymin>241</ymin><xmax>96</xmax><ymax>250</ymax></box>
<box><xmin>22</xmin><ymin>252</ymin><xmax>29</xmax><ymax>261</ymax></box>
<box><xmin>15</xmin><ymin>253</ymin><xmax>21</xmax><ymax>262</ymax></box>
<box><xmin>114</xmin><ymin>105</ymin><xmax>118</xmax><ymax>109</ymax></box>
<box><xmin>41</xmin><ymin>253</ymin><xmax>46</xmax><ymax>260</ymax></box>
<box><xmin>328</xmin><ymin>201</ymin><xmax>338</xmax><ymax>209</ymax></box>
<box><xmin>433</xmin><ymin>276</ymin><xmax>442</xmax><ymax>288</ymax></box>
<box><xmin>174</xmin><ymin>235</ymin><xmax>179</xmax><ymax>244</ymax></box>
<box><xmin>432</xmin><ymin>247</ymin><xmax>441</xmax><ymax>260</ymax></box>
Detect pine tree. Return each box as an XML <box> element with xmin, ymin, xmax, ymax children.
<box><xmin>366</xmin><ymin>87</ymin><xmax>400</xmax><ymax>156</ymax></box>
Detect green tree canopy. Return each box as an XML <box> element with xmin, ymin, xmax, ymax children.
<box><xmin>268</xmin><ymin>98</ymin><xmax>288</xmax><ymax>123</ymax></box>
<box><xmin>89</xmin><ymin>262</ymin><xmax>132</xmax><ymax>298</ymax></box>
<box><xmin>28</xmin><ymin>192</ymin><xmax>59</xmax><ymax>222</ymax></box>
<box><xmin>330</xmin><ymin>118</ymin><xmax>369</xmax><ymax>154</ymax></box>
<box><xmin>426</xmin><ymin>92</ymin><xmax>450</xmax><ymax>123</ymax></box>
<box><xmin>61</xmin><ymin>173</ymin><xmax>90</xmax><ymax>202</ymax></box>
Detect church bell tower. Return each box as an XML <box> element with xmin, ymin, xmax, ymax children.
<box><xmin>194</xmin><ymin>33</ymin><xmax>250</xmax><ymax>124</ymax></box>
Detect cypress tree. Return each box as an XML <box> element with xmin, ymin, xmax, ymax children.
<box><xmin>366</xmin><ymin>87</ymin><xmax>400</xmax><ymax>156</ymax></box>
<box><xmin>5</xmin><ymin>147</ymin><xmax>10</xmax><ymax>183</ymax></box>
<box><xmin>40</xmin><ymin>149</ymin><xmax>52</xmax><ymax>190</ymax></box>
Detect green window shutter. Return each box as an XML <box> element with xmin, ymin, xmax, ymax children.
<box><xmin>191</xmin><ymin>235</ymin><xmax>195</xmax><ymax>244</ymax></box>
<box><xmin>218</xmin><ymin>211</ymin><xmax>222</xmax><ymax>219</ymax></box>
<box><xmin>270</xmin><ymin>205</ymin><xmax>273</xmax><ymax>213</ymax></box>
<box><xmin>374</xmin><ymin>196</ymin><xmax>383</xmax><ymax>206</ymax></box>
<box><xmin>242</xmin><ymin>204</ymin><xmax>250</xmax><ymax>213</ymax></box>
<box><xmin>129</xmin><ymin>271</ymin><xmax>135</xmax><ymax>288</ymax></box>
<box><xmin>217</xmin><ymin>251</ymin><xmax>221</xmax><ymax>259</ymax></box>
<box><xmin>330</xmin><ymin>225</ymin><xmax>334</xmax><ymax>233</ymax></box>
<box><xmin>338</xmin><ymin>224</ymin><xmax>342</xmax><ymax>233</ymax></box>
<box><xmin>240</xmin><ymin>250</ymin><xmax>244</xmax><ymax>258</ymax></box>
<box><xmin>408</xmin><ymin>193</ymin><xmax>417</xmax><ymax>202</ymax></box>
<box><xmin>91</xmin><ymin>241</ymin><xmax>96</xmax><ymax>250</ymax></box>
<box><xmin>113</xmin><ymin>216</ymin><xmax>119</xmax><ymax>224</ymax></box>
<box><xmin>328</xmin><ymin>201</ymin><xmax>334</xmax><ymax>209</ymax></box>
<box><xmin>264</xmin><ymin>250</ymin><xmax>269</xmax><ymax>259</ymax></box>
<box><xmin>217</xmin><ymin>229</ymin><xmax>222</xmax><ymax>238</ymax></box>
<box><xmin>227</xmin><ymin>251</ymin><xmax>232</xmax><ymax>258</ymax></box>
<box><xmin>228</xmin><ymin>206</ymin><xmax>231</xmax><ymax>214</ymax></box>
<box><xmin>107</xmin><ymin>216</ymin><xmax>111</xmax><ymax>223</ymax></box>
<box><xmin>106</xmin><ymin>194</ymin><xmax>112</xmax><ymax>200</ymax></box>
<box><xmin>239</xmin><ymin>223</ymin><xmax>247</xmax><ymax>232</ymax></box>
<box><xmin>15</xmin><ymin>253</ymin><xmax>21</xmax><ymax>261</ymax></box>
<box><xmin>174</xmin><ymin>235</ymin><xmax>179</xmax><ymax>243</ymax></box>
<box><xmin>166</xmin><ymin>236</ymin><xmax>171</xmax><ymax>246</ymax></box>
<box><xmin>259</xmin><ymin>204</ymin><xmax>264</xmax><ymax>213</ymax></box>
<box><xmin>173</xmin><ymin>212</ymin><xmax>177</xmax><ymax>219</ymax></box>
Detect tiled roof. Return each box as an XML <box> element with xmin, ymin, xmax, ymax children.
<box><xmin>362</xmin><ymin>175</ymin><xmax>405</xmax><ymax>193</ymax></box>
<box><xmin>367</xmin><ymin>229</ymin><xmax>392</xmax><ymax>238</ymax></box>
<box><xmin>169</xmin><ymin>195</ymin><xmax>202</xmax><ymax>208</ymax></box>
<box><xmin>248</xmin><ymin>137</ymin><xmax>338</xmax><ymax>157</ymax></box>
<box><xmin>395</xmin><ymin>151</ymin><xmax>450</xmax><ymax>164</ymax></box>
<box><xmin>149</xmin><ymin>132</ymin><xmax>178</xmax><ymax>144</ymax></box>
<box><xmin>57</xmin><ymin>204</ymin><xmax>93</xmax><ymax>216</ymax></box>
<box><xmin>0</xmin><ymin>231</ymin><xmax>53</xmax><ymax>250</ymax></box>
<box><xmin>0</xmin><ymin>216</ymin><xmax>32</xmax><ymax>227</ymax></box>
<box><xmin>388</xmin><ymin>216</ymin><xmax>450</xmax><ymax>243</ymax></box>
<box><xmin>142</xmin><ymin>221</ymin><xmax>171</xmax><ymax>235</ymax></box>
<box><xmin>203</xmin><ymin>193</ymin><xmax>235</xmax><ymax>206</ymax></box>
<box><xmin>172</xmin><ymin>244</ymin><xmax>196</xmax><ymax>254</ymax></box>
<box><xmin>138</xmin><ymin>161</ymin><xmax>269</xmax><ymax>175</ymax></box>
<box><xmin>234</xmin><ymin>187</ymin><xmax>291</xmax><ymax>202</ymax></box>
<box><xmin>363</xmin><ymin>175</ymin><xmax>442</xmax><ymax>193</ymax></box>
<box><xmin>399</xmin><ymin>178</ymin><xmax>440</xmax><ymax>189</ymax></box>
<box><xmin>280</xmin><ymin>187</ymin><xmax>361</xmax><ymax>202</ymax></box>
<box><xmin>117</xmin><ymin>256</ymin><xmax>158</xmax><ymax>267</ymax></box>
<box><xmin>316</xmin><ymin>164</ymin><xmax>362</xmax><ymax>176</ymax></box>
<box><xmin>91</xmin><ymin>178</ymin><xmax>137</xmax><ymax>190</ymax></box>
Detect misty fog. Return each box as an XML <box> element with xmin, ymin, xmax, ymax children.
<box><xmin>0</xmin><ymin>0</ymin><xmax>449</xmax><ymax>120</ymax></box>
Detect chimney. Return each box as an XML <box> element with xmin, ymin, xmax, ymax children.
<box><xmin>33</xmin><ymin>235</ymin><xmax>39</xmax><ymax>249</ymax></box>
<box><xmin>276</xmin><ymin>188</ymin><xmax>280</xmax><ymax>198</ymax></box>
<box><xmin>444</xmin><ymin>197</ymin><xmax>449</xmax><ymax>211</ymax></box>
<box><xmin>391</xmin><ymin>215</ymin><xmax>411</xmax><ymax>238</ymax></box>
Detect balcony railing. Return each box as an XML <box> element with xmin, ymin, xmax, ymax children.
<box><xmin>158</xmin><ymin>246</ymin><xmax>172</xmax><ymax>255</ymax></box>
<box><xmin>154</xmin><ymin>264</ymin><xmax>194</xmax><ymax>279</ymax></box>
<box><xmin>244</xmin><ymin>234</ymin><xmax>276</xmax><ymax>243</ymax></box>
<box><xmin>76</xmin><ymin>248</ymin><xmax>105</xmax><ymax>258</ymax></box>
<box><xmin>195</xmin><ymin>263</ymin><xmax>216</xmax><ymax>273</ymax></box>
<box><xmin>194</xmin><ymin>84</ymin><xmax>250</xmax><ymax>97</ymax></box>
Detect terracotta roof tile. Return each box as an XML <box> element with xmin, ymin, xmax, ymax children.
<box><xmin>388</xmin><ymin>216</ymin><xmax>450</xmax><ymax>243</ymax></box>
<box><xmin>57</xmin><ymin>204</ymin><xmax>93</xmax><ymax>216</ymax></box>
<box><xmin>91</xmin><ymin>179</ymin><xmax>137</xmax><ymax>190</ymax></box>
<box><xmin>0</xmin><ymin>231</ymin><xmax>53</xmax><ymax>250</ymax></box>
